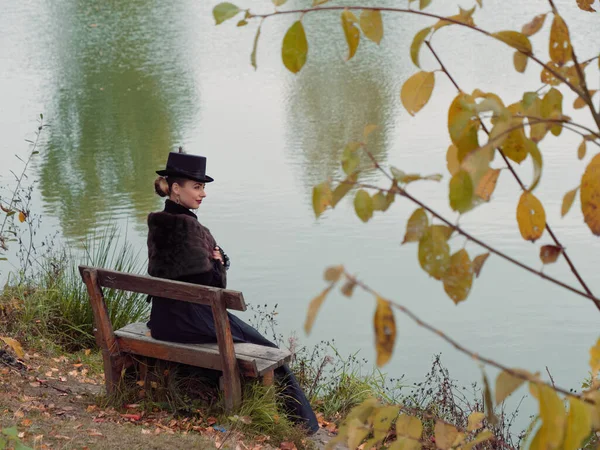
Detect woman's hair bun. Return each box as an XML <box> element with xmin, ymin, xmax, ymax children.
<box><xmin>154</xmin><ymin>176</ymin><xmax>170</xmax><ymax>197</ymax></box>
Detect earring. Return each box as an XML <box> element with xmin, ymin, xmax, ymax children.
<box><xmin>176</xmin><ymin>195</ymin><xmax>181</xmax><ymax>205</ymax></box>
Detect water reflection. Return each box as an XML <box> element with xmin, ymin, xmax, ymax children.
<box><xmin>38</xmin><ymin>0</ymin><xmax>198</xmax><ymax>240</ymax></box>
<box><xmin>282</xmin><ymin>7</ymin><xmax>399</xmax><ymax>193</ymax></box>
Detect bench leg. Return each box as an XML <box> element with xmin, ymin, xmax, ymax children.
<box><xmin>104</xmin><ymin>354</ymin><xmax>129</xmax><ymax>395</ymax></box>
<box><xmin>262</xmin><ymin>370</ymin><xmax>274</xmax><ymax>387</ymax></box>
<box><xmin>219</xmin><ymin>374</ymin><xmax>243</xmax><ymax>410</ymax></box>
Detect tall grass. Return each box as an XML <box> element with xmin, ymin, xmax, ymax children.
<box><xmin>1</xmin><ymin>225</ymin><xmax>149</xmax><ymax>350</ymax></box>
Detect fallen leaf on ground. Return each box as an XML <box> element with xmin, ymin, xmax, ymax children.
<box><xmin>87</xmin><ymin>429</ymin><xmax>103</xmax><ymax>437</ymax></box>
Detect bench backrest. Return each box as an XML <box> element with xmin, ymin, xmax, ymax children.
<box><xmin>78</xmin><ymin>265</ymin><xmax>246</xmax><ymax>311</ymax></box>
<box><xmin>78</xmin><ymin>265</ymin><xmax>245</xmax><ymax>411</ymax></box>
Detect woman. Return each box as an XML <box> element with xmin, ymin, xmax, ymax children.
<box><xmin>146</xmin><ymin>150</ymin><xmax>319</xmax><ymax>435</ymax></box>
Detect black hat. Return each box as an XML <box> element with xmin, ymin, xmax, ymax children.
<box><xmin>156</xmin><ymin>151</ymin><xmax>214</xmax><ymax>183</ymax></box>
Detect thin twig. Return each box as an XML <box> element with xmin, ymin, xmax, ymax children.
<box><xmin>251</xmin><ymin>6</ymin><xmax>586</xmax><ymax>100</ymax></box>
<box><xmin>353</xmin><ymin>180</ymin><xmax>600</xmax><ymax>310</ymax></box>
<box><xmin>425</xmin><ymin>43</ymin><xmax>598</xmax><ymax>309</ymax></box>
<box><xmin>345</xmin><ymin>271</ymin><xmax>595</xmax><ymax>405</ymax></box>
<box><xmin>545</xmin><ymin>366</ymin><xmax>556</xmax><ymax>389</ymax></box>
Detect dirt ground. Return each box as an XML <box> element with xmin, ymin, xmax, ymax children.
<box><xmin>0</xmin><ymin>348</ymin><xmax>343</xmax><ymax>450</ymax></box>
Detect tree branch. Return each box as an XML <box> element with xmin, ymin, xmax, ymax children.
<box><xmin>345</xmin><ymin>270</ymin><xmax>596</xmax><ymax>405</ymax></box>
<box><xmin>425</xmin><ymin>43</ymin><xmax>598</xmax><ymax>310</ymax></box>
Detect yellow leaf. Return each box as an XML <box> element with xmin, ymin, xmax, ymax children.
<box><xmin>395</xmin><ymin>414</ymin><xmax>422</xmax><ymax>439</ymax></box>
<box><xmin>434</xmin><ymin>421</ymin><xmax>458</xmax><ymax>450</ymax></box>
<box><xmin>577</xmin><ymin>0</ymin><xmax>597</xmax><ymax>11</ymax></box>
<box><xmin>521</xmin><ymin>14</ymin><xmax>547</xmax><ymax>36</ymax></box>
<box><xmin>370</xmin><ymin>406</ymin><xmax>400</xmax><ymax>444</ymax></box>
<box><xmin>541</xmin><ymin>88</ymin><xmax>563</xmax><ymax>136</ymax></box>
<box><xmin>561</xmin><ymin>187</ymin><xmax>578</xmax><ymax>217</ymax></box>
<box><xmin>475</xmin><ymin>168</ymin><xmax>501</xmax><ymax>202</ymax></box>
<box><xmin>446</xmin><ymin>145</ymin><xmax>460</xmax><ymax>176</ymax></box>
<box><xmin>460</xmin><ymin>146</ymin><xmax>494</xmax><ymax>203</ymax></box>
<box><xmin>529</xmin><ymin>383</ymin><xmax>567</xmax><ymax>447</ymax></box>
<box><xmin>502</xmin><ymin>124</ymin><xmax>529</xmax><ymax>164</ymax></box>
<box><xmin>313</xmin><ymin>181</ymin><xmax>333</xmax><ymax>218</ymax></box>
<box><xmin>493</xmin><ymin>31</ymin><xmax>532</xmax><ymax>53</ymax></box>
<box><xmin>359</xmin><ymin>10</ymin><xmax>383</xmax><ymax>45</ymax></box>
<box><xmin>513</xmin><ymin>51</ymin><xmax>528</xmax><ymax>73</ymax></box>
<box><xmin>443</xmin><ymin>250</ymin><xmax>473</xmax><ymax>305</ymax></box>
<box><xmin>495</xmin><ymin>369</ymin><xmax>530</xmax><ymax>404</ymax></box>
<box><xmin>347</xmin><ymin>418</ymin><xmax>370</xmax><ymax>449</ymax></box>
<box><xmin>281</xmin><ymin>21</ymin><xmax>308</xmax><ymax>74</ymax></box>
<box><xmin>528</xmin><ymin>140</ymin><xmax>543</xmax><ymax>191</ymax></box>
<box><xmin>304</xmin><ymin>285</ymin><xmax>333</xmax><ymax>334</ymax></box>
<box><xmin>18</xmin><ymin>211</ymin><xmax>26</xmax><ymax>223</ymax></box>
<box><xmin>516</xmin><ymin>192</ymin><xmax>546</xmax><ymax>242</ymax></box>
<box><xmin>373</xmin><ymin>297</ymin><xmax>396</xmax><ymax>367</ymax></box>
<box><xmin>576</xmin><ymin>141</ymin><xmax>588</xmax><ymax>164</ymax></box>
<box><xmin>581</xmin><ymin>153</ymin><xmax>600</xmax><ymax>235</ymax></box>
<box><xmin>342</xmin><ymin>141</ymin><xmax>362</xmax><ymax>175</ymax></box>
<box><xmin>467</xmin><ymin>412</ymin><xmax>485</xmax><ymax>431</ymax></box>
<box><xmin>564</xmin><ymin>398</ymin><xmax>592</xmax><ymax>450</ymax></box>
<box><xmin>463</xmin><ymin>430</ymin><xmax>494</xmax><ymax>450</ymax></box>
<box><xmin>0</xmin><ymin>336</ymin><xmax>24</xmax><ymax>359</ymax></box>
<box><xmin>482</xmin><ymin>372</ymin><xmax>498</xmax><ymax>426</ymax></box>
<box><xmin>418</xmin><ymin>226</ymin><xmax>450</xmax><ymax>280</ymax></box>
<box><xmin>540</xmin><ymin>245</ymin><xmax>562</xmax><ymax>264</ymax></box>
<box><xmin>341</xmin><ymin>10</ymin><xmax>360</xmax><ymax>60</ymax></box>
<box><xmin>312</xmin><ymin>0</ymin><xmax>330</xmax><ymax>5</ymax></box>
<box><xmin>472</xmin><ymin>253</ymin><xmax>489</xmax><ymax>278</ymax></box>
<box><xmin>332</xmin><ymin>173</ymin><xmax>358</xmax><ymax>207</ymax></box>
<box><xmin>525</xmin><ymin>96</ymin><xmax>547</xmax><ymax>143</ymax></box>
<box><xmin>354</xmin><ymin>189</ymin><xmax>374</xmax><ymax>222</ymax></box>
<box><xmin>419</xmin><ymin>0</ymin><xmax>432</xmax><ymax>10</ymax></box>
<box><xmin>402</xmin><ymin>208</ymin><xmax>428</xmax><ymax>244</ymax></box>
<box><xmin>449</xmin><ymin>170</ymin><xmax>474</xmax><ymax>213</ymax></box>
<box><xmin>324</xmin><ymin>265</ymin><xmax>344</xmax><ymax>282</ymax></box>
<box><xmin>549</xmin><ymin>15</ymin><xmax>572</xmax><ymax>65</ymax></box>
<box><xmin>448</xmin><ymin>93</ymin><xmax>480</xmax><ymax>159</ymax></box>
<box><xmin>401</xmin><ymin>71</ymin><xmax>435</xmax><ymax>116</ymax></box>
<box><xmin>272</xmin><ymin>0</ymin><xmax>287</xmax><ymax>5</ymax></box>
<box><xmin>433</xmin><ymin>6</ymin><xmax>476</xmax><ymax>31</ymax></box>
<box><xmin>590</xmin><ymin>337</ymin><xmax>600</xmax><ymax>377</ymax></box>
<box><xmin>410</xmin><ymin>27</ymin><xmax>431</xmax><ymax>68</ymax></box>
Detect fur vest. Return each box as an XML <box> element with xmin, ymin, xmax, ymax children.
<box><xmin>147</xmin><ymin>206</ymin><xmax>221</xmax><ymax>282</ymax></box>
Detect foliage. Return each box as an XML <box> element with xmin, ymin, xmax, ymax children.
<box><xmin>215</xmin><ymin>0</ymin><xmax>600</xmax><ymax>448</ymax></box>
<box><xmin>0</xmin><ymin>426</ymin><xmax>32</xmax><ymax>450</ymax></box>
<box><xmin>1</xmin><ymin>226</ymin><xmax>149</xmax><ymax>350</ymax></box>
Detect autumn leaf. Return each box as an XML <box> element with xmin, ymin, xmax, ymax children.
<box><xmin>576</xmin><ymin>0</ymin><xmax>596</xmax><ymax>12</ymax></box>
<box><xmin>540</xmin><ymin>245</ymin><xmax>562</xmax><ymax>264</ymax></box>
<box><xmin>18</xmin><ymin>211</ymin><xmax>26</xmax><ymax>223</ymax></box>
<box><xmin>492</xmin><ymin>31</ymin><xmax>532</xmax><ymax>53</ymax></box>
<box><xmin>0</xmin><ymin>336</ymin><xmax>24</xmax><ymax>358</ymax></box>
<box><xmin>418</xmin><ymin>226</ymin><xmax>451</xmax><ymax>280</ymax></box>
<box><xmin>324</xmin><ymin>265</ymin><xmax>344</xmax><ymax>282</ymax></box>
<box><xmin>213</xmin><ymin>3</ymin><xmax>240</xmax><ymax>25</ymax></box>
<box><xmin>410</xmin><ymin>27</ymin><xmax>431</xmax><ymax>67</ymax></box>
<box><xmin>549</xmin><ymin>15</ymin><xmax>572</xmax><ymax>65</ymax></box>
<box><xmin>354</xmin><ymin>189</ymin><xmax>374</xmax><ymax>222</ymax></box>
<box><xmin>282</xmin><ymin>21</ymin><xmax>308</xmax><ymax>73</ymax></box>
<box><xmin>472</xmin><ymin>253</ymin><xmax>490</xmax><ymax>278</ymax></box>
<box><xmin>513</xmin><ymin>52</ymin><xmax>528</xmax><ymax>73</ymax></box>
<box><xmin>402</xmin><ymin>208</ymin><xmax>428</xmax><ymax>244</ymax></box>
<box><xmin>443</xmin><ymin>249</ymin><xmax>473</xmax><ymax>304</ymax></box>
<box><xmin>448</xmin><ymin>93</ymin><xmax>480</xmax><ymax>158</ymax></box>
<box><xmin>475</xmin><ymin>168</ymin><xmax>500</xmax><ymax>201</ymax></box>
<box><xmin>561</xmin><ymin>187</ymin><xmax>578</xmax><ymax>217</ymax></box>
<box><xmin>359</xmin><ymin>10</ymin><xmax>383</xmax><ymax>45</ymax></box>
<box><xmin>304</xmin><ymin>285</ymin><xmax>333</xmax><ymax>334</ymax></box>
<box><xmin>563</xmin><ymin>398</ymin><xmax>592</xmax><ymax>450</ymax></box>
<box><xmin>495</xmin><ymin>369</ymin><xmax>530</xmax><ymax>404</ymax></box>
<box><xmin>521</xmin><ymin>14</ymin><xmax>546</xmax><ymax>36</ymax></box>
<box><xmin>516</xmin><ymin>192</ymin><xmax>546</xmax><ymax>242</ymax></box>
<box><xmin>373</xmin><ymin>297</ymin><xmax>396</xmax><ymax>366</ymax></box>
<box><xmin>401</xmin><ymin>71</ymin><xmax>435</xmax><ymax>116</ymax></box>
<box><xmin>581</xmin><ymin>154</ymin><xmax>600</xmax><ymax>235</ymax></box>
<box><xmin>434</xmin><ymin>421</ymin><xmax>458</xmax><ymax>450</ymax></box>
<box><xmin>313</xmin><ymin>181</ymin><xmax>332</xmax><ymax>218</ymax></box>
<box><xmin>341</xmin><ymin>9</ymin><xmax>360</xmax><ymax>60</ymax></box>
<box><xmin>467</xmin><ymin>412</ymin><xmax>485</xmax><ymax>431</ymax></box>
<box><xmin>449</xmin><ymin>170</ymin><xmax>474</xmax><ymax>213</ymax></box>
<box><xmin>590</xmin><ymin>337</ymin><xmax>600</xmax><ymax>377</ymax></box>
<box><xmin>446</xmin><ymin>144</ymin><xmax>460</xmax><ymax>175</ymax></box>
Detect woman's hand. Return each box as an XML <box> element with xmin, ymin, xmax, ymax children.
<box><xmin>213</xmin><ymin>246</ymin><xmax>224</xmax><ymax>265</ymax></box>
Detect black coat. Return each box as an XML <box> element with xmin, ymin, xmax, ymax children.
<box><xmin>145</xmin><ymin>199</ymin><xmax>318</xmax><ymax>433</ymax></box>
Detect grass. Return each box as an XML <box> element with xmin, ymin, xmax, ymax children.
<box><xmin>1</xmin><ymin>226</ymin><xmax>149</xmax><ymax>351</ymax></box>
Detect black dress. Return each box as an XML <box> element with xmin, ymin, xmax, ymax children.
<box><xmin>147</xmin><ymin>200</ymin><xmax>319</xmax><ymax>434</ymax></box>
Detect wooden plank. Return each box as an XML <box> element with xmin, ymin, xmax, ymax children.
<box><xmin>78</xmin><ymin>265</ymin><xmax>246</xmax><ymax>311</ymax></box>
<box><xmin>262</xmin><ymin>370</ymin><xmax>274</xmax><ymax>387</ymax></box>
<box><xmin>81</xmin><ymin>268</ymin><xmax>121</xmax><ymax>394</ymax></box>
<box><xmin>118</xmin><ymin>323</ymin><xmax>291</xmax><ymax>364</ymax></box>
<box><xmin>115</xmin><ymin>332</ymin><xmax>285</xmax><ymax>377</ymax></box>
<box><xmin>211</xmin><ymin>291</ymin><xmax>242</xmax><ymax>412</ymax></box>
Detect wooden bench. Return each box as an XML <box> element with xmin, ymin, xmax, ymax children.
<box><xmin>78</xmin><ymin>265</ymin><xmax>291</xmax><ymax>411</ymax></box>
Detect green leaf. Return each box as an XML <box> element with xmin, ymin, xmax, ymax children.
<box><xmin>372</xmin><ymin>191</ymin><xmax>392</xmax><ymax>212</ymax></box>
<box><xmin>448</xmin><ymin>93</ymin><xmax>480</xmax><ymax>159</ymax></box>
<box><xmin>359</xmin><ymin>10</ymin><xmax>383</xmax><ymax>45</ymax></box>
<box><xmin>443</xmin><ymin>249</ymin><xmax>473</xmax><ymax>304</ymax></box>
<box><xmin>272</xmin><ymin>0</ymin><xmax>287</xmax><ymax>5</ymax></box>
<box><xmin>249</xmin><ymin>25</ymin><xmax>262</xmax><ymax>70</ymax></box>
<box><xmin>313</xmin><ymin>181</ymin><xmax>333</xmax><ymax>218</ymax></box>
<box><xmin>401</xmin><ymin>71</ymin><xmax>435</xmax><ymax>116</ymax></box>
<box><xmin>281</xmin><ymin>21</ymin><xmax>308</xmax><ymax>74</ymax></box>
<box><xmin>402</xmin><ymin>208</ymin><xmax>428</xmax><ymax>244</ymax></box>
<box><xmin>342</xmin><ymin>142</ymin><xmax>362</xmax><ymax>175</ymax></box>
<box><xmin>418</xmin><ymin>226</ymin><xmax>450</xmax><ymax>280</ymax></box>
<box><xmin>410</xmin><ymin>27</ymin><xmax>431</xmax><ymax>68</ymax></box>
<box><xmin>449</xmin><ymin>170</ymin><xmax>474</xmax><ymax>213</ymax></box>
<box><xmin>312</xmin><ymin>0</ymin><xmax>330</xmax><ymax>5</ymax></box>
<box><xmin>492</xmin><ymin>31</ymin><xmax>532</xmax><ymax>53</ymax></box>
<box><xmin>213</xmin><ymin>3</ymin><xmax>240</xmax><ymax>25</ymax></box>
<box><xmin>341</xmin><ymin>9</ymin><xmax>360</xmax><ymax>60</ymax></box>
<box><xmin>354</xmin><ymin>189</ymin><xmax>374</xmax><ymax>222</ymax></box>
<box><xmin>332</xmin><ymin>173</ymin><xmax>358</xmax><ymax>207</ymax></box>
<box><xmin>528</xmin><ymin>140</ymin><xmax>542</xmax><ymax>191</ymax></box>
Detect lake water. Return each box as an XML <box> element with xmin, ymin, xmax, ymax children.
<box><xmin>1</xmin><ymin>0</ymin><xmax>599</xmax><ymax>432</ymax></box>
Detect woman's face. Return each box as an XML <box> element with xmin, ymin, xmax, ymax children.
<box><xmin>172</xmin><ymin>180</ymin><xmax>206</xmax><ymax>209</ymax></box>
